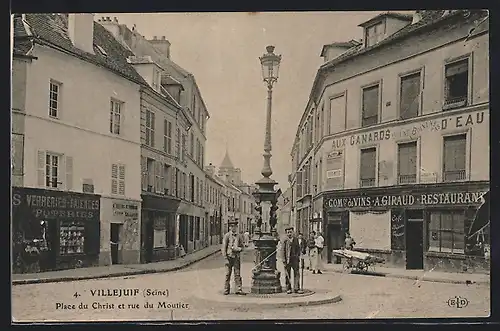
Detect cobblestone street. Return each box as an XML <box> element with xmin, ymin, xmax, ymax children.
<box><xmin>12</xmin><ymin>252</ymin><xmax>490</xmax><ymax>321</ymax></box>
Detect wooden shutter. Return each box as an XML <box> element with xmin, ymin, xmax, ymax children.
<box><xmin>111</xmin><ymin>164</ymin><xmax>118</xmax><ymax>194</ymax></box>
<box><xmin>118</xmin><ymin>164</ymin><xmax>125</xmax><ymax>195</ymax></box>
<box><xmin>141</xmin><ymin>156</ymin><xmax>147</xmax><ymax>191</ymax></box>
<box><xmin>37</xmin><ymin>150</ymin><xmax>45</xmax><ymax>187</ymax></box>
<box><xmin>65</xmin><ymin>155</ymin><xmax>73</xmax><ymax>191</ymax></box>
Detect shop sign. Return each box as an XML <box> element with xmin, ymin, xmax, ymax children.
<box><xmin>12</xmin><ymin>188</ymin><xmax>100</xmax><ymax>220</ymax></box>
<box><xmin>325</xmin><ymin>191</ymin><xmax>487</xmax><ymax>209</ymax></box>
<box><xmin>329</xmin><ymin>111</ymin><xmax>486</xmax><ymax>149</ymax></box>
<box><xmin>112</xmin><ymin>201</ymin><xmax>139</xmax><ymax>221</ymax></box>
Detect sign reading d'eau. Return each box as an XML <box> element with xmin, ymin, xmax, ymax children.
<box><xmin>330</xmin><ymin>111</ymin><xmax>485</xmax><ymax>149</ymax></box>
<box><xmin>325</xmin><ymin>191</ymin><xmax>487</xmax><ymax>209</ymax></box>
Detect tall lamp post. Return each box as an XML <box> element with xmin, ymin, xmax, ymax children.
<box><xmin>251</xmin><ymin>45</ymin><xmax>282</xmax><ymax>294</ymax></box>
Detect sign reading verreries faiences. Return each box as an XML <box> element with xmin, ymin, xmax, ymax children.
<box><xmin>12</xmin><ymin>187</ymin><xmax>101</xmax><ymax>220</ymax></box>
<box><xmin>325</xmin><ymin>191</ymin><xmax>487</xmax><ymax>210</ymax></box>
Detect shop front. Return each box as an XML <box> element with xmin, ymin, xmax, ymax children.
<box><xmin>322</xmin><ymin>181</ymin><xmax>489</xmax><ymax>273</ymax></box>
<box><xmin>12</xmin><ymin>187</ymin><xmax>100</xmax><ymax>273</ymax></box>
<box><xmin>141</xmin><ymin>194</ymin><xmax>180</xmax><ymax>263</ymax></box>
<box><xmin>99</xmin><ymin>197</ymin><xmax>141</xmax><ymax>265</ymax></box>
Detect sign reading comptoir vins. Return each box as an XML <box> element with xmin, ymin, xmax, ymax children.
<box><xmin>325</xmin><ymin>191</ymin><xmax>487</xmax><ymax>210</ymax></box>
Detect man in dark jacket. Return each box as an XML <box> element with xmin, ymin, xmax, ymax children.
<box><xmin>281</xmin><ymin>227</ymin><xmax>304</xmax><ymax>294</ymax></box>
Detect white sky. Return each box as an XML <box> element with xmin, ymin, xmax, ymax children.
<box><xmin>107</xmin><ymin>11</ymin><xmax>406</xmax><ymax>188</ymax></box>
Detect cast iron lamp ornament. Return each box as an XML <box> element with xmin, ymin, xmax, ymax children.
<box><xmin>250</xmin><ymin>46</ymin><xmax>283</xmax><ymax>294</ymax></box>
<box><xmin>259</xmin><ymin>45</ymin><xmax>282</xmax><ymax>180</ymax></box>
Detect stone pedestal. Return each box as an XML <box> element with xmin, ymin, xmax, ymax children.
<box><xmin>251</xmin><ymin>233</ymin><xmax>282</xmax><ymax>294</ymax></box>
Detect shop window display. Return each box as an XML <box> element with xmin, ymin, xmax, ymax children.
<box><xmin>59</xmin><ymin>220</ymin><xmax>85</xmax><ymax>255</ymax></box>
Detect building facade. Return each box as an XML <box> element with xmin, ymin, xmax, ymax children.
<box><xmin>12</xmin><ymin>13</ymin><xmax>145</xmax><ymax>272</ymax></box>
<box><xmin>204</xmin><ymin>163</ymin><xmax>225</xmax><ymax>245</ymax></box>
<box><xmin>290</xmin><ymin>10</ymin><xmax>489</xmax><ymax>272</ymax></box>
<box><xmin>99</xmin><ymin>17</ymin><xmax>213</xmax><ymax>258</ymax></box>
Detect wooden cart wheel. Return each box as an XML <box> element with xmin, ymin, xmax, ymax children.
<box><xmin>343</xmin><ymin>260</ymin><xmax>351</xmax><ymax>271</ymax></box>
<box><xmin>357</xmin><ymin>261</ymin><xmax>368</xmax><ymax>272</ymax></box>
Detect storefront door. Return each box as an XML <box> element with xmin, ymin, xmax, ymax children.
<box><xmin>406</xmin><ymin>218</ymin><xmax>424</xmax><ymax>270</ymax></box>
<box><xmin>179</xmin><ymin>216</ymin><xmax>188</xmax><ymax>253</ymax></box>
<box><xmin>111</xmin><ymin>223</ymin><xmax>122</xmax><ymax>265</ymax></box>
<box><xmin>327</xmin><ymin>224</ymin><xmax>342</xmax><ymax>264</ymax></box>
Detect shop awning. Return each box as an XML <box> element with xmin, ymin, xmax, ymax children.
<box><xmin>467</xmin><ymin>191</ymin><xmax>490</xmax><ymax>239</ymax></box>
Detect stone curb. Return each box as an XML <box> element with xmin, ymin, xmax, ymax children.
<box><xmin>191</xmin><ymin>294</ymin><xmax>343</xmax><ymax>310</ymax></box>
<box><xmin>12</xmin><ymin>250</ymin><xmax>221</xmax><ymax>286</ymax></box>
<box><xmin>327</xmin><ymin>268</ymin><xmax>490</xmax><ymax>285</ymax></box>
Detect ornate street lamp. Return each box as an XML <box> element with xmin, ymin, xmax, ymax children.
<box><xmin>251</xmin><ymin>45</ymin><xmax>283</xmax><ymax>294</ymax></box>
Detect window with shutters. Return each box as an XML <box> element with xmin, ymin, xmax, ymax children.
<box><xmin>329</xmin><ymin>94</ymin><xmax>346</xmax><ymax>135</ymax></box>
<box><xmin>399</xmin><ymin>72</ymin><xmax>421</xmax><ymax>120</ymax></box>
<box><xmin>49</xmin><ymin>80</ymin><xmax>61</xmax><ymax>118</ymax></box>
<box><xmin>154</xmin><ymin>161</ymin><xmax>163</xmax><ymax>194</ymax></box>
<box><xmin>362</xmin><ymin>84</ymin><xmax>379</xmax><ymax>127</ymax></box>
<box><xmin>201</xmin><ymin>145</ymin><xmax>204</xmax><ymax>167</ymax></box>
<box><xmin>444</xmin><ymin>58</ymin><xmax>469</xmax><ymax>110</ymax></box>
<box><xmin>183</xmin><ymin>172</ymin><xmax>187</xmax><ymax>199</ymax></box>
<box><xmin>297</xmin><ymin>170</ymin><xmax>303</xmax><ymax>198</ymax></box>
<box><xmin>110</xmin><ymin>99</ymin><xmax>123</xmax><ymax>135</ymax></box>
<box><xmin>145</xmin><ymin>109</ymin><xmax>155</xmax><ymax>147</ymax></box>
<box><xmin>196</xmin><ymin>139</ymin><xmax>200</xmax><ymax>164</ymax></box>
<box><xmin>443</xmin><ymin>134</ymin><xmax>467</xmax><ymax>182</ymax></box>
<box><xmin>428</xmin><ymin>211</ymin><xmax>465</xmax><ymax>254</ymax></box>
<box><xmin>146</xmin><ymin>158</ymin><xmax>154</xmax><ymax>192</ymax></box>
<box><xmin>190</xmin><ymin>132</ymin><xmax>194</xmax><ymax>157</ymax></box>
<box><xmin>195</xmin><ymin>178</ymin><xmax>199</xmax><ymax>204</ymax></box>
<box><xmin>360</xmin><ymin>147</ymin><xmax>377</xmax><ymax>187</ymax></box>
<box><xmin>175</xmin><ymin>128</ymin><xmax>181</xmax><ymax>158</ymax></box>
<box><xmin>304</xmin><ymin>163</ymin><xmax>310</xmax><ymax>195</ymax></box>
<box><xmin>111</xmin><ymin>164</ymin><xmax>126</xmax><ymax>195</ymax></box>
<box><xmin>365</xmin><ymin>21</ymin><xmax>385</xmax><ymax>47</ymax></box>
<box><xmin>45</xmin><ymin>153</ymin><xmax>60</xmax><ymax>188</ymax></box>
<box><xmin>190</xmin><ymin>174</ymin><xmax>195</xmax><ymax>202</ymax></box>
<box><xmin>397</xmin><ymin>141</ymin><xmax>417</xmax><ymax>184</ymax></box>
<box><xmin>164</xmin><ymin>120</ymin><xmax>172</xmax><ymax>154</ymax></box>
<box><xmin>195</xmin><ymin>217</ymin><xmax>201</xmax><ymax>240</ymax></box>
<box><xmin>181</xmin><ymin>134</ymin><xmax>186</xmax><ymax>163</ymax></box>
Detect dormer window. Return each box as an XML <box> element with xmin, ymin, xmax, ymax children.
<box><xmin>365</xmin><ymin>21</ymin><xmax>386</xmax><ymax>47</ymax></box>
<box><xmin>152</xmin><ymin>69</ymin><xmax>160</xmax><ymax>91</ymax></box>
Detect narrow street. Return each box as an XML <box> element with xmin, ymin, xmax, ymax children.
<box><xmin>12</xmin><ymin>250</ymin><xmax>490</xmax><ymax>321</ymax></box>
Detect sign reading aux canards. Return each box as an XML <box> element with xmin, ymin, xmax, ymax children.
<box><xmin>329</xmin><ymin>110</ymin><xmax>486</xmax><ymax>149</ymax></box>
<box><xmin>325</xmin><ymin>191</ymin><xmax>487</xmax><ymax>209</ymax></box>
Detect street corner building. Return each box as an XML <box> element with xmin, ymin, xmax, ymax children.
<box><xmin>11</xmin><ymin>13</ymin><xmax>146</xmax><ymax>272</ymax></box>
<box><xmin>288</xmin><ymin>10</ymin><xmax>489</xmax><ymax>273</ymax></box>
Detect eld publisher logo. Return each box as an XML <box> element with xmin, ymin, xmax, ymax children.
<box><xmin>447</xmin><ymin>296</ymin><xmax>469</xmax><ymax>309</ymax></box>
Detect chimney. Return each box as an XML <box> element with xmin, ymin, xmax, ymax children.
<box><xmin>149</xmin><ymin>36</ymin><xmax>171</xmax><ymax>59</ymax></box>
<box><xmin>67</xmin><ymin>14</ymin><xmax>95</xmax><ymax>54</ymax></box>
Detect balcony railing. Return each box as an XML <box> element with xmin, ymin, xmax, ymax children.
<box><xmin>443</xmin><ymin>95</ymin><xmax>467</xmax><ymax>110</ymax></box>
<box><xmin>443</xmin><ymin>169</ymin><xmax>466</xmax><ymax>182</ymax></box>
<box><xmin>398</xmin><ymin>174</ymin><xmax>417</xmax><ymax>185</ymax></box>
<box><xmin>360</xmin><ymin>178</ymin><xmax>376</xmax><ymax>187</ymax></box>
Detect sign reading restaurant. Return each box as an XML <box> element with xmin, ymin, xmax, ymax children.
<box><xmin>325</xmin><ymin>191</ymin><xmax>487</xmax><ymax>209</ymax></box>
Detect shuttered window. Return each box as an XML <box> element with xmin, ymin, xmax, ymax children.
<box><xmin>145</xmin><ymin>109</ymin><xmax>155</xmax><ymax>147</ymax></box>
<box><xmin>400</xmin><ymin>72</ymin><xmax>421</xmax><ymax>119</ymax></box>
<box><xmin>37</xmin><ymin>151</ymin><xmax>72</xmax><ymax>190</ymax></box>
<box><xmin>443</xmin><ymin>134</ymin><xmax>467</xmax><ymax>181</ymax></box>
<box><xmin>111</xmin><ymin>164</ymin><xmax>126</xmax><ymax>195</ymax></box>
<box><xmin>297</xmin><ymin>170</ymin><xmax>303</xmax><ymax>198</ymax></box>
<box><xmin>164</xmin><ymin>120</ymin><xmax>172</xmax><ymax>154</ymax></box>
<box><xmin>360</xmin><ymin>147</ymin><xmax>377</xmax><ymax>187</ymax></box>
<box><xmin>362</xmin><ymin>85</ymin><xmax>379</xmax><ymax>127</ymax></box>
<box><xmin>175</xmin><ymin>128</ymin><xmax>181</xmax><ymax>158</ymax></box>
<box><xmin>397</xmin><ymin>141</ymin><xmax>417</xmax><ymax>184</ymax></box>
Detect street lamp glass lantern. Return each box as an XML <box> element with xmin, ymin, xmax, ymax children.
<box><xmin>260</xmin><ymin>45</ymin><xmax>281</xmax><ymax>84</ymax></box>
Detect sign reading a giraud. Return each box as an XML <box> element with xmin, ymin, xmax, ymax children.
<box><xmin>325</xmin><ymin>191</ymin><xmax>487</xmax><ymax>210</ymax></box>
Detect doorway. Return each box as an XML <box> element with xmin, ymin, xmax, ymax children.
<box><xmin>110</xmin><ymin>223</ymin><xmax>122</xmax><ymax>265</ymax></box>
<box><xmin>179</xmin><ymin>216</ymin><xmax>188</xmax><ymax>254</ymax></box>
<box><xmin>327</xmin><ymin>224</ymin><xmax>342</xmax><ymax>264</ymax></box>
<box><xmin>406</xmin><ymin>210</ymin><xmax>424</xmax><ymax>270</ymax></box>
